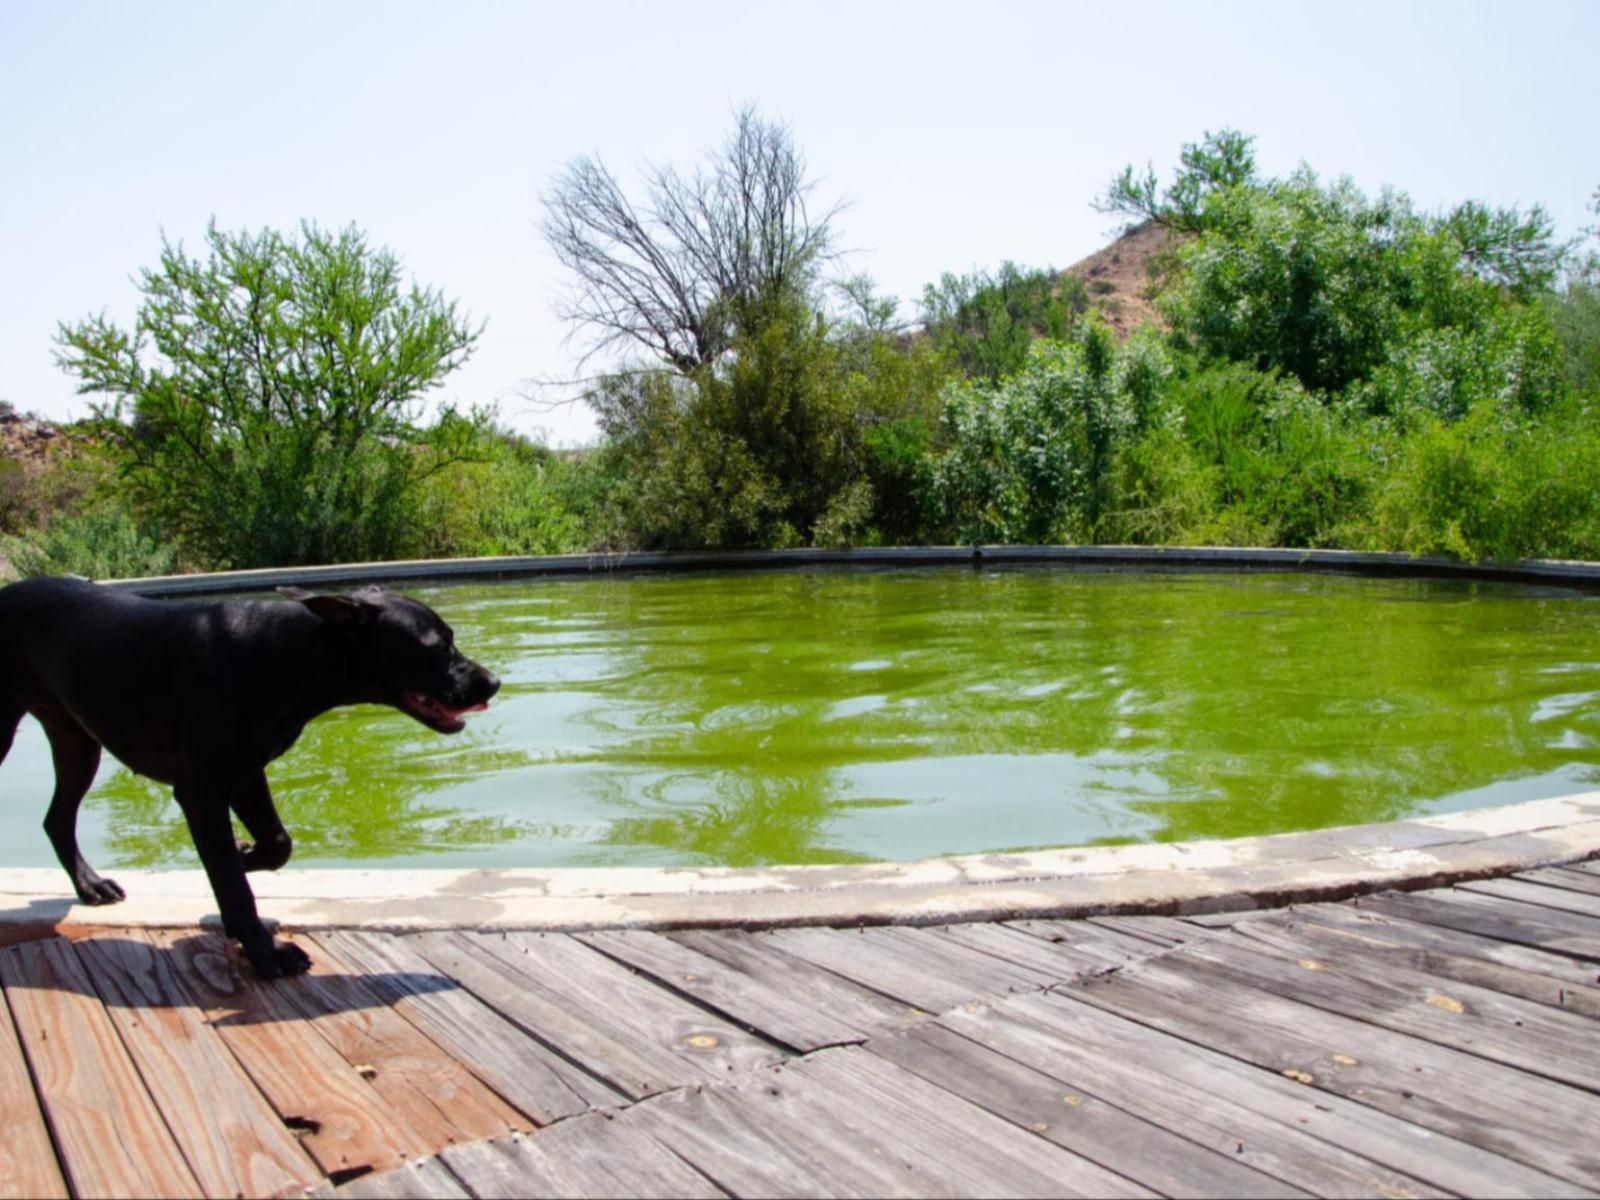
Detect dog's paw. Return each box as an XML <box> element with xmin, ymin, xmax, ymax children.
<box><xmin>252</xmin><ymin>941</ymin><xmax>313</xmax><ymax>980</ymax></box>
<box><xmin>74</xmin><ymin>875</ymin><xmax>127</xmax><ymax>905</ymax></box>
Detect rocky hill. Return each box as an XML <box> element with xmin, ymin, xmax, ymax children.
<box><xmin>1063</xmin><ymin>220</ymin><xmax>1186</xmax><ymax>338</ymax></box>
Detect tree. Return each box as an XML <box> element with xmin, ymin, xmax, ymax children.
<box><xmin>55</xmin><ymin>221</ymin><xmax>483</xmax><ymax>568</ymax></box>
<box><xmin>541</xmin><ymin>104</ymin><xmax>841</xmax><ymax>373</ymax></box>
<box><xmin>1097</xmin><ymin>128</ymin><xmax>1259</xmax><ymax>233</ymax></box>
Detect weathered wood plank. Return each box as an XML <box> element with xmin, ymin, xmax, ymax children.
<box><xmin>0</xmin><ymin>958</ymin><xmax>68</xmax><ymax>1200</ymax></box>
<box><xmin>784</xmin><ymin>1046</ymin><xmax>1157</xmax><ymax>1197</ymax></box>
<box><xmin>0</xmin><ymin>937</ymin><xmax>201</xmax><ymax>1198</ymax></box>
<box><xmin>988</xmin><ymin>918</ymin><xmax>1158</xmax><ymax>965</ymax></box>
<box><xmin>1058</xmin><ymin>945</ymin><xmax>1600</xmax><ymax>1187</ymax></box>
<box><xmin>151</xmin><ymin>929</ymin><xmax>420</xmax><ymax>1178</ymax></box>
<box><xmin>1170</xmin><ymin>929</ymin><xmax>1600</xmax><ymax>1087</ymax></box>
<box><xmin>943</xmin><ymin>996</ymin><xmax>1453</xmax><ymax>1200</ymax></box>
<box><xmin>274</xmin><ymin>935</ymin><xmax>526</xmax><ymax>1147</ymax></box>
<box><xmin>623</xmin><ymin>1063</ymin><xmax>918</xmax><ymax>1198</ymax></box>
<box><xmin>441</xmin><ymin>1117</ymin><xmax>725</xmax><ymax>1199</ymax></box>
<box><xmin>1456</xmin><ymin>876</ymin><xmax>1600</xmax><ymax>919</ymax></box>
<box><xmin>931</xmin><ymin>921</ymin><xmax>1147</xmax><ymax>983</ymax></box>
<box><xmin>1288</xmin><ymin>900</ymin><xmax>1600</xmax><ymax>989</ymax></box>
<box><xmin>1084</xmin><ymin>914</ymin><xmax>1195</xmax><ymax>947</ymax></box>
<box><xmin>74</xmin><ymin>931</ymin><xmax>323</xmax><ymax>1198</ymax></box>
<box><xmin>1514</xmin><ymin>865</ymin><xmax>1600</xmax><ymax>898</ymax></box>
<box><xmin>311</xmin><ymin>930</ymin><xmax>616</xmax><ymax>1122</ymax></box>
<box><xmin>1235</xmin><ymin>905</ymin><xmax>1600</xmax><ymax>1017</ymax></box>
<box><xmin>755</xmin><ymin>925</ymin><xmax>1044</xmax><ymax>1012</ymax></box>
<box><xmin>1355</xmin><ymin>889</ymin><xmax>1600</xmax><ymax>958</ymax></box>
<box><xmin>867</xmin><ymin>1022</ymin><xmax>1302</xmax><ymax>1198</ymax></box>
<box><xmin>338</xmin><ymin>1157</ymin><xmax>469</xmax><ymax>1199</ymax></box>
<box><xmin>666</xmin><ymin>928</ymin><xmax>929</xmax><ymax>1033</ymax></box>
<box><xmin>406</xmin><ymin>930</ymin><xmax>781</xmax><ymax>1099</ymax></box>
<box><xmin>576</xmin><ymin>929</ymin><xmax>864</xmax><ymax>1051</ymax></box>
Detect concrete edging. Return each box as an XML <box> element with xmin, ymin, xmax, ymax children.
<box><xmin>103</xmin><ymin>544</ymin><xmax>1600</xmax><ymax>597</ymax></box>
<box><xmin>4</xmin><ymin>794</ymin><xmax>1597</xmax><ymax>935</ymax></box>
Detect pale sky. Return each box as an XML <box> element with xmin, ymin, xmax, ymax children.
<box><xmin>3</xmin><ymin>0</ymin><xmax>1596</xmax><ymax>446</ymax></box>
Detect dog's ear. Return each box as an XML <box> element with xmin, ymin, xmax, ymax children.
<box><xmin>278</xmin><ymin>587</ymin><xmax>374</xmax><ymax>627</ymax></box>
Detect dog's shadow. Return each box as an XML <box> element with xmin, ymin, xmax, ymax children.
<box><xmin>0</xmin><ymin>926</ymin><xmax>462</xmax><ymax>1028</ymax></box>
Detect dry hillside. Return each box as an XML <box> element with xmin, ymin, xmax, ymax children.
<box><xmin>1063</xmin><ymin>220</ymin><xmax>1187</xmax><ymax>338</ymax></box>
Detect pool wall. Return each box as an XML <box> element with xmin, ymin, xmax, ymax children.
<box><xmin>102</xmin><ymin>544</ymin><xmax>1600</xmax><ymax>597</ymax></box>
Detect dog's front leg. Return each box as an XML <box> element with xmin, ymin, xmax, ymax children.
<box><xmin>231</xmin><ymin>770</ymin><xmax>293</xmax><ymax>873</ymax></box>
<box><xmin>175</xmin><ymin>781</ymin><xmax>311</xmax><ymax>980</ymax></box>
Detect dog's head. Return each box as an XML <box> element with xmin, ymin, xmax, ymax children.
<box><xmin>279</xmin><ymin>585</ymin><xmax>501</xmax><ymax>734</ymax></box>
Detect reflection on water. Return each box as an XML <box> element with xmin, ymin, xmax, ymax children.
<box><xmin>5</xmin><ymin>568</ymin><xmax>1600</xmax><ymax>869</ymax></box>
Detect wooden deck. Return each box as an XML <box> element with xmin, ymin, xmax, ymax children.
<box><xmin>3</xmin><ymin>862</ymin><xmax>1600</xmax><ymax>1199</ymax></box>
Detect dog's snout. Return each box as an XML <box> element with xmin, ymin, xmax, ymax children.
<box><xmin>481</xmin><ymin>669</ymin><xmax>501</xmax><ymax>699</ymax></box>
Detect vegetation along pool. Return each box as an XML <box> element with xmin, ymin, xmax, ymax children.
<box><xmin>7</xmin><ymin>567</ymin><xmax>1600</xmax><ymax>871</ymax></box>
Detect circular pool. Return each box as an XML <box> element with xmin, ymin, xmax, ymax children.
<box><xmin>8</xmin><ymin>565</ymin><xmax>1600</xmax><ymax>870</ymax></box>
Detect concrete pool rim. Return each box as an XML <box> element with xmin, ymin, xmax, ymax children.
<box><xmin>4</xmin><ymin>794</ymin><xmax>1598</xmax><ymax>936</ymax></box>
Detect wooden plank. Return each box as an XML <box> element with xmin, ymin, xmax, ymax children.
<box><xmin>931</xmin><ymin>922</ymin><xmax>1150</xmax><ymax>983</ymax></box>
<box><xmin>467</xmin><ymin>932</ymin><xmax>786</xmax><ymax>1076</ymax></box>
<box><xmin>1354</xmin><ymin>889</ymin><xmax>1600</xmax><ymax>958</ymax></box>
<box><xmin>0</xmin><ymin>968</ymin><xmax>68</xmax><ymax>1200</ymax></box>
<box><xmin>441</xmin><ymin>1118</ymin><xmax>725</xmax><ymax>1199</ymax></box>
<box><xmin>74</xmin><ymin>931</ymin><xmax>323</xmax><ymax>1198</ymax></box>
<box><xmin>866</xmin><ymin>1022</ymin><xmax>1302</xmax><ymax>1198</ymax></box>
<box><xmin>1456</xmin><ymin>876</ymin><xmax>1600</xmax><ymax>919</ymax></box>
<box><xmin>406</xmin><ymin>930</ymin><xmax>781</xmax><ymax>1099</ymax></box>
<box><xmin>997</xmin><ymin>918</ymin><xmax>1168</xmax><ymax>965</ymax></box>
<box><xmin>1566</xmin><ymin>858</ymin><xmax>1600</xmax><ymax>877</ymax></box>
<box><xmin>272</xmin><ymin>935</ymin><xmax>526</xmax><ymax>1147</ymax></box>
<box><xmin>755</xmin><ymin>925</ymin><xmax>1043</xmax><ymax>1012</ymax></box>
<box><xmin>150</xmin><ymin>929</ymin><xmax>421</xmax><ymax>1178</ymax></box>
<box><xmin>1170</xmin><ymin>929</ymin><xmax>1600</xmax><ymax>1086</ymax></box>
<box><xmin>1084</xmin><ymin>914</ymin><xmax>1195</xmax><ymax>947</ymax></box>
<box><xmin>1514</xmin><ymin>865</ymin><xmax>1600</xmax><ymax>898</ymax></box>
<box><xmin>0</xmin><ymin>937</ymin><xmax>201</xmax><ymax>1198</ymax></box>
<box><xmin>943</xmin><ymin>997</ymin><xmax>1453</xmax><ymax>1200</ymax></box>
<box><xmin>1293</xmin><ymin>899</ymin><xmax>1600</xmax><ymax>989</ymax></box>
<box><xmin>576</xmin><ymin>929</ymin><xmax>865</xmax><ymax>1051</ymax></box>
<box><xmin>338</xmin><ymin>1157</ymin><xmax>470</xmax><ymax>1199</ymax></box>
<box><xmin>666</xmin><ymin>928</ymin><xmax>929</xmax><ymax>1033</ymax></box>
<box><xmin>1058</xmin><ymin>945</ymin><xmax>1600</xmax><ymax>1187</ymax></box>
<box><xmin>784</xmin><ymin>1046</ymin><xmax>1157</xmax><ymax>1197</ymax></box>
<box><xmin>311</xmin><ymin>930</ymin><xmax>616</xmax><ymax>1122</ymax></box>
<box><xmin>623</xmin><ymin>1063</ymin><xmax>923</xmax><ymax>1198</ymax></box>
<box><xmin>1235</xmin><ymin>906</ymin><xmax>1600</xmax><ymax>1017</ymax></box>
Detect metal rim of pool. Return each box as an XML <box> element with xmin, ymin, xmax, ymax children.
<box><xmin>3</xmin><ymin>545</ymin><xmax>1598</xmax><ymax>934</ymax></box>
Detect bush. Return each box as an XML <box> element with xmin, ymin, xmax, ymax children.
<box><xmin>921</xmin><ymin>263</ymin><xmax>1087</xmax><ymax>382</ymax></box>
<box><xmin>929</xmin><ymin>319</ymin><xmax>1160</xmax><ymax>543</ymax></box>
<box><xmin>411</xmin><ymin>430</ymin><xmax>586</xmax><ymax>558</ymax></box>
<box><xmin>1368</xmin><ymin>398</ymin><xmax>1600</xmax><ymax>561</ymax></box>
<box><xmin>6</xmin><ymin>505</ymin><xmax>176</xmax><ymax>580</ymax></box>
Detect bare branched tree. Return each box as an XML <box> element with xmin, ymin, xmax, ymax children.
<box><xmin>542</xmin><ymin>105</ymin><xmax>843</xmax><ymax>374</ymax></box>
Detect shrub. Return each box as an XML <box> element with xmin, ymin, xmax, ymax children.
<box><xmin>6</xmin><ymin>505</ymin><xmax>176</xmax><ymax>580</ymax></box>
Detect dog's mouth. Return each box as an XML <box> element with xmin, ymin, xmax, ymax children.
<box><xmin>400</xmin><ymin>691</ymin><xmax>488</xmax><ymax>734</ymax></box>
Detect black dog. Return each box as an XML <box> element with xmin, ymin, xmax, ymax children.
<box><xmin>0</xmin><ymin>576</ymin><xmax>499</xmax><ymax>978</ymax></box>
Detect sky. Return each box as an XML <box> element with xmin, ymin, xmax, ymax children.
<box><xmin>3</xmin><ymin>0</ymin><xmax>1596</xmax><ymax>446</ymax></box>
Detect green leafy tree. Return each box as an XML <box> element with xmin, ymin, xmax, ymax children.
<box><xmin>55</xmin><ymin>221</ymin><xmax>483</xmax><ymax>568</ymax></box>
<box><xmin>1097</xmin><ymin>128</ymin><xmax>1259</xmax><ymax>233</ymax></box>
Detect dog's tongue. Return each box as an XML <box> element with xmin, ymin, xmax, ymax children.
<box><xmin>446</xmin><ymin>701</ymin><xmax>489</xmax><ymax>718</ymax></box>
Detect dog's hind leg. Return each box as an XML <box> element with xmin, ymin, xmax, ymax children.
<box><xmin>231</xmin><ymin>770</ymin><xmax>292</xmax><ymax>873</ymax></box>
<box><xmin>36</xmin><ymin>706</ymin><xmax>125</xmax><ymax>905</ymax></box>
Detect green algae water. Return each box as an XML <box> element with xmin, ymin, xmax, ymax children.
<box><xmin>8</xmin><ymin>567</ymin><xmax>1600</xmax><ymax>869</ymax></box>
